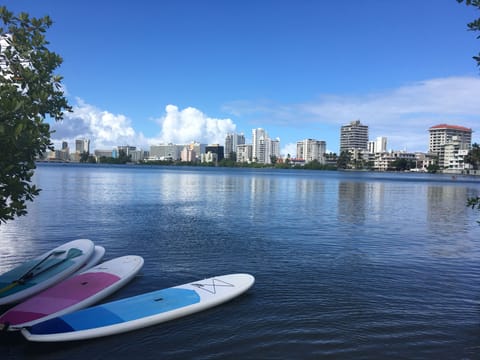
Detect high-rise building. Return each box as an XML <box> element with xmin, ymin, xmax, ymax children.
<box><xmin>149</xmin><ymin>143</ymin><xmax>181</xmax><ymax>161</ymax></box>
<box><xmin>428</xmin><ymin>124</ymin><xmax>472</xmax><ymax>169</ymax></box>
<box><xmin>252</xmin><ymin>128</ymin><xmax>267</xmax><ymax>163</ymax></box>
<box><xmin>205</xmin><ymin>144</ymin><xmax>224</xmax><ymax>162</ymax></box>
<box><xmin>428</xmin><ymin>124</ymin><xmax>472</xmax><ymax>154</ymax></box>
<box><xmin>297</xmin><ymin>139</ymin><xmax>326</xmax><ymax>164</ymax></box>
<box><xmin>236</xmin><ymin>144</ymin><xmax>253</xmax><ymax>163</ymax></box>
<box><xmin>75</xmin><ymin>138</ymin><xmax>90</xmax><ymax>154</ymax></box>
<box><xmin>225</xmin><ymin>133</ymin><xmax>245</xmax><ymax>159</ymax></box>
<box><xmin>339</xmin><ymin>120</ymin><xmax>369</xmax><ymax>153</ymax></box>
<box><xmin>252</xmin><ymin>128</ymin><xmax>280</xmax><ymax>164</ymax></box>
<box><xmin>368</xmin><ymin>136</ymin><xmax>387</xmax><ymax>154</ymax></box>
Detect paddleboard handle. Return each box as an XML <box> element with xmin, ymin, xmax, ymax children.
<box><xmin>0</xmin><ymin>248</ymin><xmax>81</xmax><ymax>295</ymax></box>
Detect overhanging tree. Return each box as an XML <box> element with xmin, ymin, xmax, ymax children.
<box><xmin>457</xmin><ymin>0</ymin><xmax>480</xmax><ymax>67</ymax></box>
<box><xmin>457</xmin><ymin>1</ymin><xmax>480</xmax><ymax>220</ymax></box>
<box><xmin>0</xmin><ymin>7</ymin><xmax>71</xmax><ymax>224</ymax></box>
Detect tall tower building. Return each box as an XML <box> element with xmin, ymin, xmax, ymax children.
<box><xmin>252</xmin><ymin>128</ymin><xmax>267</xmax><ymax>163</ymax></box>
<box><xmin>339</xmin><ymin>120</ymin><xmax>369</xmax><ymax>153</ymax></box>
<box><xmin>428</xmin><ymin>124</ymin><xmax>472</xmax><ymax>154</ymax></box>
<box><xmin>297</xmin><ymin>139</ymin><xmax>326</xmax><ymax>164</ymax></box>
<box><xmin>75</xmin><ymin>138</ymin><xmax>90</xmax><ymax>154</ymax></box>
<box><xmin>252</xmin><ymin>128</ymin><xmax>280</xmax><ymax>164</ymax></box>
<box><xmin>428</xmin><ymin>124</ymin><xmax>472</xmax><ymax>169</ymax></box>
<box><xmin>368</xmin><ymin>137</ymin><xmax>387</xmax><ymax>153</ymax></box>
<box><xmin>224</xmin><ymin>133</ymin><xmax>245</xmax><ymax>159</ymax></box>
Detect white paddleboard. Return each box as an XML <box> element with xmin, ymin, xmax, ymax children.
<box><xmin>22</xmin><ymin>273</ymin><xmax>255</xmax><ymax>342</ymax></box>
<box><xmin>74</xmin><ymin>245</ymin><xmax>106</xmax><ymax>274</ymax></box>
<box><xmin>0</xmin><ymin>255</ymin><xmax>144</xmax><ymax>330</ymax></box>
<box><xmin>0</xmin><ymin>239</ymin><xmax>95</xmax><ymax>306</ymax></box>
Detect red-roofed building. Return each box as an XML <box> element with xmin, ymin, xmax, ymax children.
<box><xmin>428</xmin><ymin>124</ymin><xmax>472</xmax><ymax>170</ymax></box>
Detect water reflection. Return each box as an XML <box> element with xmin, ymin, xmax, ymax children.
<box><xmin>426</xmin><ymin>185</ymin><xmax>476</xmax><ymax>258</ymax></box>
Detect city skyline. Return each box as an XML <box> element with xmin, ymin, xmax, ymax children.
<box><xmin>4</xmin><ymin>1</ymin><xmax>480</xmax><ymax>155</ymax></box>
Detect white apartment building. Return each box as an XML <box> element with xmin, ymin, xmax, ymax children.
<box><xmin>149</xmin><ymin>144</ymin><xmax>181</xmax><ymax>161</ymax></box>
<box><xmin>373</xmin><ymin>151</ymin><xmax>416</xmax><ymax>171</ymax></box>
<box><xmin>428</xmin><ymin>124</ymin><xmax>472</xmax><ymax>169</ymax></box>
<box><xmin>252</xmin><ymin>128</ymin><xmax>280</xmax><ymax>164</ymax></box>
<box><xmin>75</xmin><ymin>138</ymin><xmax>90</xmax><ymax>154</ymax></box>
<box><xmin>237</xmin><ymin>144</ymin><xmax>253</xmax><ymax>163</ymax></box>
<box><xmin>225</xmin><ymin>133</ymin><xmax>245</xmax><ymax>159</ymax></box>
<box><xmin>340</xmin><ymin>120</ymin><xmax>369</xmax><ymax>153</ymax></box>
<box><xmin>443</xmin><ymin>139</ymin><xmax>471</xmax><ymax>173</ymax></box>
<box><xmin>296</xmin><ymin>139</ymin><xmax>326</xmax><ymax>164</ymax></box>
<box><xmin>368</xmin><ymin>137</ymin><xmax>387</xmax><ymax>154</ymax></box>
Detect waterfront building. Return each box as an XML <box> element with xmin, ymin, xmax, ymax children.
<box><xmin>252</xmin><ymin>128</ymin><xmax>280</xmax><ymax>164</ymax></box>
<box><xmin>296</xmin><ymin>139</ymin><xmax>326</xmax><ymax>164</ymax></box>
<box><xmin>236</xmin><ymin>144</ymin><xmax>253</xmax><ymax>163</ymax></box>
<box><xmin>75</xmin><ymin>138</ymin><xmax>90</xmax><ymax>154</ymax></box>
<box><xmin>252</xmin><ymin>128</ymin><xmax>267</xmax><ymax>163</ymax></box>
<box><xmin>339</xmin><ymin>120</ymin><xmax>369</xmax><ymax>153</ymax></box>
<box><xmin>205</xmin><ymin>144</ymin><xmax>224</xmax><ymax>162</ymax></box>
<box><xmin>189</xmin><ymin>142</ymin><xmax>206</xmax><ymax>160</ymax></box>
<box><xmin>149</xmin><ymin>144</ymin><xmax>182</xmax><ymax>161</ymax></box>
<box><xmin>270</xmin><ymin>138</ymin><xmax>281</xmax><ymax>162</ymax></box>
<box><xmin>129</xmin><ymin>150</ymin><xmax>147</xmax><ymax>163</ymax></box>
<box><xmin>225</xmin><ymin>133</ymin><xmax>245</xmax><ymax>159</ymax></box>
<box><xmin>368</xmin><ymin>137</ymin><xmax>387</xmax><ymax>154</ymax></box>
<box><xmin>443</xmin><ymin>138</ymin><xmax>471</xmax><ymax>173</ymax></box>
<box><xmin>428</xmin><ymin>124</ymin><xmax>472</xmax><ymax>169</ymax></box>
<box><xmin>181</xmin><ymin>146</ymin><xmax>196</xmax><ymax>162</ymax></box>
<box><xmin>118</xmin><ymin>145</ymin><xmax>136</xmax><ymax>157</ymax></box>
<box><xmin>373</xmin><ymin>151</ymin><xmax>416</xmax><ymax>171</ymax></box>
<box><xmin>94</xmin><ymin>149</ymin><xmax>114</xmax><ymax>159</ymax></box>
<box><xmin>48</xmin><ymin>149</ymin><xmax>70</xmax><ymax>162</ymax></box>
<box><xmin>201</xmin><ymin>151</ymin><xmax>217</xmax><ymax>163</ymax></box>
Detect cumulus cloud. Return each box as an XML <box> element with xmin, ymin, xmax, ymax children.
<box><xmin>49</xmin><ymin>100</ymin><xmax>236</xmax><ymax>152</ymax></box>
<box><xmin>154</xmin><ymin>105</ymin><xmax>236</xmax><ymax>145</ymax></box>
<box><xmin>50</xmin><ymin>98</ymin><xmax>146</xmax><ymax>151</ymax></box>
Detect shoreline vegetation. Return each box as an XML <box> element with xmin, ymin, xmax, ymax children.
<box><xmin>35</xmin><ymin>159</ymin><xmax>480</xmax><ymax>177</ymax></box>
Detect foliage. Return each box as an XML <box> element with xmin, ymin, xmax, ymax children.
<box><xmin>337</xmin><ymin>151</ymin><xmax>351</xmax><ymax>169</ymax></box>
<box><xmin>426</xmin><ymin>164</ymin><xmax>440</xmax><ymax>173</ymax></box>
<box><xmin>389</xmin><ymin>158</ymin><xmax>415</xmax><ymax>171</ymax></box>
<box><xmin>457</xmin><ymin>0</ymin><xmax>480</xmax><ymax>67</ymax></box>
<box><xmin>0</xmin><ymin>6</ymin><xmax>71</xmax><ymax>224</ymax></box>
<box><xmin>99</xmin><ymin>150</ymin><xmax>131</xmax><ymax>164</ymax></box>
<box><xmin>465</xmin><ymin>143</ymin><xmax>480</xmax><ymax>169</ymax></box>
<box><xmin>79</xmin><ymin>151</ymin><xmax>89</xmax><ymax>163</ymax></box>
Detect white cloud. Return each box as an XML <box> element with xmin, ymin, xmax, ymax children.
<box><xmin>50</xmin><ymin>76</ymin><xmax>480</xmax><ymax>155</ymax></box>
<box><xmin>154</xmin><ymin>105</ymin><xmax>236</xmax><ymax>145</ymax></box>
<box><xmin>50</xmin><ymin>98</ymin><xmax>146</xmax><ymax>151</ymax></box>
<box><xmin>225</xmin><ymin>76</ymin><xmax>480</xmax><ymax>152</ymax></box>
<box><xmin>281</xmin><ymin>142</ymin><xmax>297</xmax><ymax>158</ymax></box>
<box><xmin>50</xmin><ymin>101</ymin><xmax>237</xmax><ymax>152</ymax></box>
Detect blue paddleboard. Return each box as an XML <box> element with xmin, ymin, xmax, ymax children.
<box><xmin>22</xmin><ymin>273</ymin><xmax>255</xmax><ymax>342</ymax></box>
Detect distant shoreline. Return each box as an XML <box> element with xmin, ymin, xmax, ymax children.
<box><xmin>34</xmin><ymin>161</ymin><xmax>480</xmax><ymax>178</ymax></box>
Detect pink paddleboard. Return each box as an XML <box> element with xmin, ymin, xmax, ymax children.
<box><xmin>0</xmin><ymin>255</ymin><xmax>144</xmax><ymax>330</ymax></box>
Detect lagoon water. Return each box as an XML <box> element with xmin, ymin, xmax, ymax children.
<box><xmin>1</xmin><ymin>163</ymin><xmax>480</xmax><ymax>359</ymax></box>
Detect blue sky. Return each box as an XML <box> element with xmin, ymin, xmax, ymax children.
<box><xmin>4</xmin><ymin>0</ymin><xmax>480</xmax><ymax>156</ymax></box>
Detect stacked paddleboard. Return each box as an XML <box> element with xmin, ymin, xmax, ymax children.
<box><xmin>0</xmin><ymin>255</ymin><xmax>144</xmax><ymax>330</ymax></box>
<box><xmin>0</xmin><ymin>239</ymin><xmax>96</xmax><ymax>306</ymax></box>
<box><xmin>0</xmin><ymin>239</ymin><xmax>255</xmax><ymax>342</ymax></box>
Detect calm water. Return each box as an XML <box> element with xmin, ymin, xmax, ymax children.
<box><xmin>1</xmin><ymin>164</ymin><xmax>480</xmax><ymax>359</ymax></box>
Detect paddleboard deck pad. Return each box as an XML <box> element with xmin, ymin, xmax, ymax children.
<box><xmin>0</xmin><ymin>255</ymin><xmax>144</xmax><ymax>330</ymax></box>
<box><xmin>21</xmin><ymin>273</ymin><xmax>255</xmax><ymax>342</ymax></box>
<box><xmin>0</xmin><ymin>239</ymin><xmax>95</xmax><ymax>306</ymax></box>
